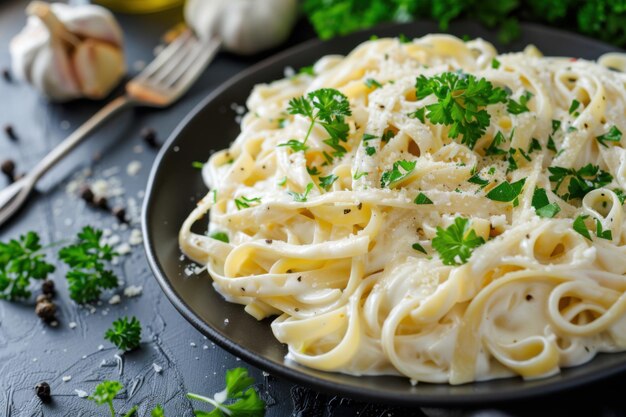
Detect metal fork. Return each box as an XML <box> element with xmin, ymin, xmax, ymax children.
<box><xmin>0</xmin><ymin>30</ymin><xmax>221</xmax><ymax>227</ymax></box>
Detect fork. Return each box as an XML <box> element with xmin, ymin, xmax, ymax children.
<box><xmin>0</xmin><ymin>30</ymin><xmax>221</xmax><ymax>227</ymax></box>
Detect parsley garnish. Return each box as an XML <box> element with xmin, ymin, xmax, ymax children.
<box><xmin>151</xmin><ymin>405</ymin><xmax>165</xmax><ymax>417</ymax></box>
<box><xmin>468</xmin><ymin>173</ymin><xmax>489</xmax><ymax>187</ymax></box>
<box><xmin>354</xmin><ymin>170</ymin><xmax>368</xmax><ymax>180</ymax></box>
<box><xmin>531</xmin><ymin>188</ymin><xmax>561</xmax><ymax>218</ymax></box>
<box><xmin>0</xmin><ymin>232</ymin><xmax>55</xmax><ymax>301</ymax></box>
<box><xmin>192</xmin><ymin>161</ymin><xmax>204</xmax><ymax>169</ymax></box>
<box><xmin>552</xmin><ymin>120</ymin><xmax>561</xmax><ymax>134</ymax></box>
<box><xmin>380</xmin><ymin>159</ymin><xmax>416</xmax><ymax>188</ymax></box>
<box><xmin>486</xmin><ymin>178</ymin><xmax>526</xmax><ymax>206</ymax></box>
<box><xmin>187</xmin><ymin>368</ymin><xmax>265</xmax><ymax>417</ymax></box>
<box><xmin>298</xmin><ymin>65</ymin><xmax>315</xmax><ymax>76</ymax></box>
<box><xmin>573</xmin><ymin>215</ymin><xmax>592</xmax><ymax>240</ymax></box>
<box><xmin>412</xmin><ymin>243</ymin><xmax>427</xmax><ymax>254</ymax></box>
<box><xmin>365</xmin><ymin>146</ymin><xmax>376</xmax><ymax>155</ymax></box>
<box><xmin>307</xmin><ymin>166</ymin><xmax>321</xmax><ymax>176</ymax></box>
<box><xmin>89</xmin><ymin>381</ymin><xmax>137</xmax><ymax>417</ymax></box>
<box><xmin>234</xmin><ymin>196</ymin><xmax>261</xmax><ymax>210</ymax></box>
<box><xmin>547</xmin><ymin>135</ymin><xmax>557</xmax><ymax>152</ymax></box>
<box><xmin>569</xmin><ymin>99</ymin><xmax>580</xmax><ymax>114</ymax></box>
<box><xmin>104</xmin><ymin>316</ymin><xmax>142</xmax><ymax>352</ymax></box>
<box><xmin>596</xmin><ymin>219</ymin><xmax>613</xmax><ymax>240</ymax></box>
<box><xmin>528</xmin><ymin>138</ymin><xmax>542</xmax><ymax>153</ymax></box>
<box><xmin>286</xmin><ymin>88</ymin><xmax>352</xmax><ymax>156</ymax></box>
<box><xmin>277</xmin><ymin>176</ymin><xmax>287</xmax><ymax>186</ymax></box>
<box><xmin>59</xmin><ymin>227</ymin><xmax>118</xmax><ymax>304</ymax></box>
<box><xmin>596</xmin><ymin>125</ymin><xmax>622</xmax><ymax>147</ymax></box>
<box><xmin>363</xmin><ymin>133</ymin><xmax>377</xmax><ymax>141</ymax></box>
<box><xmin>288</xmin><ymin>183</ymin><xmax>314</xmax><ymax>202</ymax></box>
<box><xmin>548</xmin><ymin>164</ymin><xmax>613</xmax><ymax>200</ymax></box>
<box><xmin>507</xmin><ymin>148</ymin><xmax>519</xmax><ymax>172</ymax></box>
<box><xmin>278</xmin><ymin>139</ymin><xmax>309</xmax><ymax>152</ymax></box>
<box><xmin>365</xmin><ymin>78</ymin><xmax>382</xmax><ymax>89</ymax></box>
<box><xmin>381</xmin><ymin>130</ymin><xmax>395</xmax><ymax>142</ymax></box>
<box><xmin>484</xmin><ymin>131</ymin><xmax>507</xmax><ymax>156</ymax></box>
<box><xmin>507</xmin><ymin>91</ymin><xmax>532</xmax><ymax>115</ymax></box>
<box><xmin>614</xmin><ymin>188</ymin><xmax>626</xmax><ymax>205</ymax></box>
<box><xmin>411</xmin><ymin>107</ymin><xmax>426</xmax><ymax>123</ymax></box>
<box><xmin>414</xmin><ymin>193</ymin><xmax>433</xmax><ymax>204</ymax></box>
<box><xmin>415</xmin><ymin>72</ymin><xmax>508</xmax><ymax>149</ymax></box>
<box><xmin>432</xmin><ymin>217</ymin><xmax>485</xmax><ymax>266</ymax></box>
<box><xmin>209</xmin><ymin>232</ymin><xmax>229</xmax><ymax>243</ymax></box>
<box><xmin>491</xmin><ymin>58</ymin><xmax>501</xmax><ymax>69</ymax></box>
<box><xmin>319</xmin><ymin>174</ymin><xmax>338</xmax><ymax>190</ymax></box>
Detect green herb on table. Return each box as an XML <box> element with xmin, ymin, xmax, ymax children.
<box><xmin>59</xmin><ymin>227</ymin><xmax>118</xmax><ymax>304</ymax></box>
<box><xmin>432</xmin><ymin>217</ymin><xmax>485</xmax><ymax>266</ymax></box>
<box><xmin>88</xmin><ymin>381</ymin><xmax>137</xmax><ymax>417</ymax></box>
<box><xmin>380</xmin><ymin>159</ymin><xmax>416</xmax><ymax>188</ymax></box>
<box><xmin>0</xmin><ymin>232</ymin><xmax>55</xmax><ymax>301</ymax></box>
<box><xmin>151</xmin><ymin>405</ymin><xmax>165</xmax><ymax>417</ymax></box>
<box><xmin>415</xmin><ymin>72</ymin><xmax>508</xmax><ymax>149</ymax></box>
<box><xmin>531</xmin><ymin>188</ymin><xmax>561</xmax><ymax>218</ymax></box>
<box><xmin>188</xmin><ymin>367</ymin><xmax>266</xmax><ymax>417</ymax></box>
<box><xmin>596</xmin><ymin>125</ymin><xmax>622</xmax><ymax>148</ymax></box>
<box><xmin>288</xmin><ymin>183</ymin><xmax>314</xmax><ymax>202</ymax></box>
<box><xmin>105</xmin><ymin>316</ymin><xmax>142</xmax><ymax>352</ymax></box>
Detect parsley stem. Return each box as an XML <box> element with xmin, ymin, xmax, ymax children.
<box><xmin>302</xmin><ymin>115</ymin><xmax>317</xmax><ymax>145</ymax></box>
<box><xmin>187</xmin><ymin>393</ymin><xmax>232</xmax><ymax>416</ymax></box>
<box><xmin>108</xmin><ymin>401</ymin><xmax>115</xmax><ymax>417</ymax></box>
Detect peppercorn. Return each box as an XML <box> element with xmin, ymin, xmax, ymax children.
<box><xmin>141</xmin><ymin>127</ymin><xmax>159</xmax><ymax>148</ymax></box>
<box><xmin>35</xmin><ymin>300</ymin><xmax>57</xmax><ymax>321</ymax></box>
<box><xmin>1</xmin><ymin>159</ymin><xmax>15</xmax><ymax>180</ymax></box>
<box><xmin>93</xmin><ymin>196</ymin><xmax>108</xmax><ymax>209</ymax></box>
<box><xmin>35</xmin><ymin>382</ymin><xmax>51</xmax><ymax>403</ymax></box>
<box><xmin>42</xmin><ymin>279</ymin><xmax>55</xmax><ymax>296</ymax></box>
<box><xmin>4</xmin><ymin>124</ymin><xmax>17</xmax><ymax>141</ymax></box>
<box><xmin>79</xmin><ymin>186</ymin><xmax>94</xmax><ymax>204</ymax></box>
<box><xmin>36</xmin><ymin>294</ymin><xmax>51</xmax><ymax>304</ymax></box>
<box><xmin>112</xmin><ymin>206</ymin><xmax>127</xmax><ymax>223</ymax></box>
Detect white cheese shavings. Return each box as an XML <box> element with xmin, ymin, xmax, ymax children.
<box><xmin>126</xmin><ymin>160</ymin><xmax>142</xmax><ymax>176</ymax></box>
<box><xmin>62</xmin><ymin>375</ymin><xmax>72</xmax><ymax>382</ymax></box>
<box><xmin>108</xmin><ymin>295</ymin><xmax>121</xmax><ymax>305</ymax></box>
<box><xmin>124</xmin><ymin>285</ymin><xmax>143</xmax><ymax>298</ymax></box>
<box><xmin>75</xmin><ymin>389</ymin><xmax>89</xmax><ymax>398</ymax></box>
<box><xmin>152</xmin><ymin>363</ymin><xmax>163</xmax><ymax>373</ymax></box>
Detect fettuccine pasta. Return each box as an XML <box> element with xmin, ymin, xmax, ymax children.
<box><xmin>180</xmin><ymin>34</ymin><xmax>626</xmax><ymax>384</ymax></box>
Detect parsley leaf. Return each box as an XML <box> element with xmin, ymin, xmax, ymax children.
<box><xmin>552</xmin><ymin>120</ymin><xmax>561</xmax><ymax>134</ymax></box>
<box><xmin>507</xmin><ymin>91</ymin><xmax>532</xmax><ymax>115</ymax></box>
<box><xmin>0</xmin><ymin>232</ymin><xmax>55</xmax><ymax>301</ymax></box>
<box><xmin>209</xmin><ymin>232</ymin><xmax>229</xmax><ymax>243</ymax></box>
<box><xmin>188</xmin><ymin>368</ymin><xmax>265</xmax><ymax>417</ymax></box>
<box><xmin>528</xmin><ymin>138</ymin><xmax>542</xmax><ymax>153</ymax></box>
<box><xmin>104</xmin><ymin>316</ymin><xmax>142</xmax><ymax>352</ymax></box>
<box><xmin>432</xmin><ymin>217</ymin><xmax>485</xmax><ymax>266</ymax></box>
<box><xmin>288</xmin><ymin>183</ymin><xmax>314</xmax><ymax>202</ymax></box>
<box><xmin>365</xmin><ymin>78</ymin><xmax>382</xmax><ymax>89</ymax></box>
<box><xmin>531</xmin><ymin>188</ymin><xmax>561</xmax><ymax>218</ymax></box>
<box><xmin>484</xmin><ymin>131</ymin><xmax>507</xmax><ymax>156</ymax></box>
<box><xmin>354</xmin><ymin>170</ymin><xmax>368</xmax><ymax>180</ymax></box>
<box><xmin>548</xmin><ymin>164</ymin><xmax>613</xmax><ymax>200</ymax></box>
<box><xmin>278</xmin><ymin>139</ymin><xmax>309</xmax><ymax>152</ymax></box>
<box><xmin>306</xmin><ymin>166</ymin><xmax>321</xmax><ymax>176</ymax></box>
<box><xmin>234</xmin><ymin>196</ymin><xmax>262</xmax><ymax>210</ymax></box>
<box><xmin>569</xmin><ymin>99</ymin><xmax>580</xmax><ymax>114</ymax></box>
<box><xmin>614</xmin><ymin>188</ymin><xmax>626</xmax><ymax>205</ymax></box>
<box><xmin>596</xmin><ymin>125</ymin><xmax>622</xmax><ymax>147</ymax></box>
<box><xmin>365</xmin><ymin>146</ymin><xmax>376</xmax><ymax>156</ymax></box>
<box><xmin>412</xmin><ymin>243</ymin><xmax>427</xmax><ymax>254</ymax></box>
<box><xmin>89</xmin><ymin>381</ymin><xmax>136</xmax><ymax>417</ymax></box>
<box><xmin>414</xmin><ymin>193</ymin><xmax>433</xmax><ymax>204</ymax></box>
<box><xmin>411</xmin><ymin>107</ymin><xmax>426</xmax><ymax>123</ymax></box>
<box><xmin>192</xmin><ymin>161</ymin><xmax>204</xmax><ymax>169</ymax></box>
<box><xmin>596</xmin><ymin>219</ymin><xmax>613</xmax><ymax>240</ymax></box>
<box><xmin>491</xmin><ymin>58</ymin><xmax>501</xmax><ymax>69</ymax></box>
<box><xmin>415</xmin><ymin>72</ymin><xmax>508</xmax><ymax>149</ymax></box>
<box><xmin>380</xmin><ymin>159</ymin><xmax>416</xmax><ymax>188</ymax></box>
<box><xmin>468</xmin><ymin>173</ymin><xmax>489</xmax><ymax>187</ymax></box>
<box><xmin>58</xmin><ymin>227</ymin><xmax>118</xmax><ymax>304</ymax></box>
<box><xmin>486</xmin><ymin>178</ymin><xmax>526</xmax><ymax>205</ymax></box>
<box><xmin>573</xmin><ymin>215</ymin><xmax>592</xmax><ymax>240</ymax></box>
<box><xmin>151</xmin><ymin>405</ymin><xmax>165</xmax><ymax>417</ymax></box>
<box><xmin>319</xmin><ymin>174</ymin><xmax>338</xmax><ymax>190</ymax></box>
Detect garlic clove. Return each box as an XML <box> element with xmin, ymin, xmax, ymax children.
<box><xmin>51</xmin><ymin>3</ymin><xmax>124</xmax><ymax>46</ymax></box>
<box><xmin>31</xmin><ymin>43</ymin><xmax>82</xmax><ymax>101</ymax></box>
<box><xmin>72</xmin><ymin>39</ymin><xmax>126</xmax><ymax>99</ymax></box>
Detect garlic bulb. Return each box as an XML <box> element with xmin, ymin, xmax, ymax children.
<box><xmin>10</xmin><ymin>1</ymin><xmax>126</xmax><ymax>102</ymax></box>
<box><xmin>184</xmin><ymin>0</ymin><xmax>298</xmax><ymax>55</ymax></box>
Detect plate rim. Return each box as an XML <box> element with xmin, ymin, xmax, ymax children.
<box><xmin>142</xmin><ymin>21</ymin><xmax>626</xmax><ymax>406</ymax></box>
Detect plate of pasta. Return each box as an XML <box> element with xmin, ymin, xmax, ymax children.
<box><xmin>143</xmin><ymin>21</ymin><xmax>626</xmax><ymax>405</ymax></box>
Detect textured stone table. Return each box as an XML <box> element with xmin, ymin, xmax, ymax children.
<box><xmin>2</xmin><ymin>1</ymin><xmax>626</xmax><ymax>416</ymax></box>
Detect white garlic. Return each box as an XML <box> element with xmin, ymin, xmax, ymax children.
<box><xmin>184</xmin><ymin>0</ymin><xmax>298</xmax><ymax>55</ymax></box>
<box><xmin>10</xmin><ymin>1</ymin><xmax>126</xmax><ymax>102</ymax></box>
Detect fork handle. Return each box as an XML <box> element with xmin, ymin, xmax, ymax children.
<box><xmin>30</xmin><ymin>95</ymin><xmax>134</xmax><ymax>183</ymax></box>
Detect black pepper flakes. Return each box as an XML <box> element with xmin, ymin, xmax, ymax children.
<box><xmin>41</xmin><ymin>280</ymin><xmax>55</xmax><ymax>296</ymax></box>
<box><xmin>297</xmin><ymin>276</ymin><xmax>302</xmax><ymax>282</ymax></box>
<box><xmin>357</xmin><ymin>202</ymin><xmax>363</xmax><ymax>210</ymax></box>
<box><xmin>1</xmin><ymin>159</ymin><xmax>15</xmax><ymax>180</ymax></box>
<box><xmin>93</xmin><ymin>196</ymin><xmax>108</xmax><ymax>210</ymax></box>
<box><xmin>4</xmin><ymin>124</ymin><xmax>17</xmax><ymax>141</ymax></box>
<box><xmin>1</xmin><ymin>67</ymin><xmax>11</xmax><ymax>83</ymax></box>
<box><xmin>343</xmin><ymin>209</ymin><xmax>351</xmax><ymax>214</ymax></box>
<box><xmin>112</xmin><ymin>206</ymin><xmax>127</xmax><ymax>223</ymax></box>
<box><xmin>295</xmin><ymin>308</ymin><xmax>300</xmax><ymax>312</ymax></box>
<box><xmin>35</xmin><ymin>382</ymin><xmax>51</xmax><ymax>403</ymax></box>
<box><xmin>79</xmin><ymin>186</ymin><xmax>94</xmax><ymax>203</ymax></box>
<box><xmin>265</xmin><ymin>239</ymin><xmax>273</xmax><ymax>244</ymax></box>
<box><xmin>525</xmin><ymin>294</ymin><xmax>533</xmax><ymax>301</ymax></box>
<box><xmin>141</xmin><ymin>127</ymin><xmax>159</xmax><ymax>149</ymax></box>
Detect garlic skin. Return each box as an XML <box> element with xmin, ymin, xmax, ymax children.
<box><xmin>10</xmin><ymin>2</ymin><xmax>126</xmax><ymax>102</ymax></box>
<box><xmin>185</xmin><ymin>0</ymin><xmax>298</xmax><ymax>55</ymax></box>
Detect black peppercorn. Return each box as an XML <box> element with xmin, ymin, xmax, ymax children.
<box><xmin>35</xmin><ymin>382</ymin><xmax>51</xmax><ymax>403</ymax></box>
<box><xmin>36</xmin><ymin>294</ymin><xmax>51</xmax><ymax>304</ymax></box>
<box><xmin>1</xmin><ymin>159</ymin><xmax>15</xmax><ymax>179</ymax></box>
<box><xmin>112</xmin><ymin>206</ymin><xmax>127</xmax><ymax>223</ymax></box>
<box><xmin>141</xmin><ymin>127</ymin><xmax>159</xmax><ymax>148</ymax></box>
<box><xmin>35</xmin><ymin>300</ymin><xmax>56</xmax><ymax>321</ymax></box>
<box><xmin>4</xmin><ymin>124</ymin><xmax>17</xmax><ymax>141</ymax></box>
<box><xmin>1</xmin><ymin>68</ymin><xmax>11</xmax><ymax>82</ymax></box>
<box><xmin>79</xmin><ymin>186</ymin><xmax>94</xmax><ymax>203</ymax></box>
<box><xmin>42</xmin><ymin>279</ymin><xmax>55</xmax><ymax>296</ymax></box>
<box><xmin>93</xmin><ymin>196</ymin><xmax>108</xmax><ymax>209</ymax></box>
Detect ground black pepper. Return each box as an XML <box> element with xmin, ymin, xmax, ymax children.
<box><xmin>4</xmin><ymin>124</ymin><xmax>17</xmax><ymax>141</ymax></box>
<box><xmin>1</xmin><ymin>67</ymin><xmax>11</xmax><ymax>82</ymax></box>
<box><xmin>93</xmin><ymin>196</ymin><xmax>108</xmax><ymax>210</ymax></box>
<box><xmin>141</xmin><ymin>127</ymin><xmax>159</xmax><ymax>148</ymax></box>
<box><xmin>79</xmin><ymin>186</ymin><xmax>94</xmax><ymax>203</ymax></box>
<box><xmin>112</xmin><ymin>206</ymin><xmax>127</xmax><ymax>223</ymax></box>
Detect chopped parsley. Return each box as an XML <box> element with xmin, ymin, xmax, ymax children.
<box><xmin>298</xmin><ymin>65</ymin><xmax>315</xmax><ymax>76</ymax></box>
<box><xmin>569</xmin><ymin>99</ymin><xmax>580</xmax><ymax>114</ymax></box>
<box><xmin>380</xmin><ymin>159</ymin><xmax>416</xmax><ymax>188</ymax></box>
<box><xmin>596</xmin><ymin>125</ymin><xmax>622</xmax><ymax>147</ymax></box>
<box><xmin>306</xmin><ymin>166</ymin><xmax>321</xmax><ymax>176</ymax></box>
<box><xmin>486</xmin><ymin>178</ymin><xmax>526</xmax><ymax>206</ymax></box>
<box><xmin>414</xmin><ymin>193</ymin><xmax>433</xmax><ymax>204</ymax></box>
<box><xmin>209</xmin><ymin>232</ymin><xmax>229</xmax><ymax>243</ymax></box>
<box><xmin>484</xmin><ymin>131</ymin><xmax>507</xmax><ymax>156</ymax></box>
<box><xmin>573</xmin><ymin>215</ymin><xmax>592</xmax><ymax>240</ymax></box>
<box><xmin>411</xmin><ymin>107</ymin><xmax>426</xmax><ymax>123</ymax></box>
<box><xmin>507</xmin><ymin>90</ymin><xmax>532</xmax><ymax>115</ymax></box>
<box><xmin>278</xmin><ymin>139</ymin><xmax>309</xmax><ymax>152</ymax></box>
<box><xmin>234</xmin><ymin>196</ymin><xmax>262</xmax><ymax>210</ymax></box>
<box><xmin>288</xmin><ymin>183</ymin><xmax>314</xmax><ymax>202</ymax></box>
<box><xmin>551</xmin><ymin>120</ymin><xmax>561</xmax><ymax>134</ymax></box>
<box><xmin>468</xmin><ymin>173</ymin><xmax>489</xmax><ymax>187</ymax></box>
<box><xmin>547</xmin><ymin>135</ymin><xmax>557</xmax><ymax>152</ymax></box>
<box><xmin>531</xmin><ymin>188</ymin><xmax>561</xmax><ymax>218</ymax></box>
<box><xmin>548</xmin><ymin>164</ymin><xmax>613</xmax><ymax>200</ymax></box>
<box><xmin>192</xmin><ymin>161</ymin><xmax>204</xmax><ymax>169</ymax></box>
<box><xmin>353</xmin><ymin>170</ymin><xmax>368</xmax><ymax>180</ymax></box>
<box><xmin>528</xmin><ymin>138</ymin><xmax>542</xmax><ymax>153</ymax></box>
<box><xmin>414</xmin><ymin>72</ymin><xmax>508</xmax><ymax>149</ymax></box>
<box><xmin>88</xmin><ymin>381</ymin><xmax>137</xmax><ymax>417</ymax></box>
<box><xmin>595</xmin><ymin>219</ymin><xmax>613</xmax><ymax>240</ymax></box>
<box><xmin>432</xmin><ymin>217</ymin><xmax>485</xmax><ymax>266</ymax></box>
<box><xmin>491</xmin><ymin>58</ymin><xmax>501</xmax><ymax>69</ymax></box>
<box><xmin>365</xmin><ymin>146</ymin><xmax>376</xmax><ymax>156</ymax></box>
<box><xmin>277</xmin><ymin>176</ymin><xmax>287</xmax><ymax>186</ymax></box>
<box><xmin>381</xmin><ymin>130</ymin><xmax>396</xmax><ymax>142</ymax></box>
<box><xmin>412</xmin><ymin>243</ymin><xmax>427</xmax><ymax>254</ymax></box>
<box><xmin>319</xmin><ymin>174</ymin><xmax>338</xmax><ymax>190</ymax></box>
<box><xmin>365</xmin><ymin>78</ymin><xmax>382</xmax><ymax>89</ymax></box>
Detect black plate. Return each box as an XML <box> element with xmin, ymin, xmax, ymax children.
<box><xmin>142</xmin><ymin>21</ymin><xmax>626</xmax><ymax>406</ymax></box>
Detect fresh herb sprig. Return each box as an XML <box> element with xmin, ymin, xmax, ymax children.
<box><xmin>188</xmin><ymin>367</ymin><xmax>266</xmax><ymax>417</ymax></box>
<box><xmin>105</xmin><ymin>316</ymin><xmax>142</xmax><ymax>352</ymax></box>
<box><xmin>486</xmin><ymin>178</ymin><xmax>526</xmax><ymax>206</ymax></box>
<box><xmin>380</xmin><ymin>160</ymin><xmax>416</xmax><ymax>188</ymax></box>
<box><xmin>413</xmin><ymin>72</ymin><xmax>508</xmax><ymax>149</ymax></box>
<box><xmin>0</xmin><ymin>232</ymin><xmax>55</xmax><ymax>301</ymax></box>
<box><xmin>288</xmin><ymin>183</ymin><xmax>314</xmax><ymax>202</ymax></box>
<box><xmin>58</xmin><ymin>227</ymin><xmax>118</xmax><ymax>304</ymax></box>
<box><xmin>88</xmin><ymin>381</ymin><xmax>137</xmax><ymax>417</ymax></box>
<box><xmin>596</xmin><ymin>126</ymin><xmax>622</xmax><ymax>148</ymax></box>
<box><xmin>432</xmin><ymin>217</ymin><xmax>485</xmax><ymax>266</ymax></box>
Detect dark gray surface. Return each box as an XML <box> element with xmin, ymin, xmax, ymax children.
<box><xmin>1</xmin><ymin>1</ymin><xmax>626</xmax><ymax>416</ymax></box>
